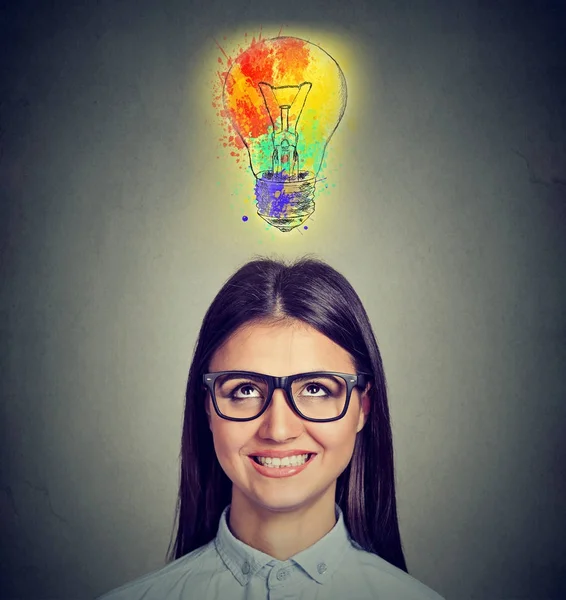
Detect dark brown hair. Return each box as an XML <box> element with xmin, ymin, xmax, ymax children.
<box><xmin>166</xmin><ymin>255</ymin><xmax>408</xmax><ymax>572</ymax></box>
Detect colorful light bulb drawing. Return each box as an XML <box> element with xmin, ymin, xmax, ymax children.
<box><xmin>221</xmin><ymin>36</ymin><xmax>347</xmax><ymax>232</ymax></box>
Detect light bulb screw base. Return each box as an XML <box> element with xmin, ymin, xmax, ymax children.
<box><xmin>254</xmin><ymin>171</ymin><xmax>316</xmax><ymax>233</ymax></box>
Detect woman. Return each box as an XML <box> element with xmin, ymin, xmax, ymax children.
<box><xmin>99</xmin><ymin>255</ymin><xmax>444</xmax><ymax>599</ymax></box>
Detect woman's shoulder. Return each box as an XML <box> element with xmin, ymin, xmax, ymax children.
<box><xmin>96</xmin><ymin>540</ymin><xmax>221</xmax><ymax>600</ymax></box>
<box><xmin>342</xmin><ymin>542</ymin><xmax>445</xmax><ymax>600</ymax></box>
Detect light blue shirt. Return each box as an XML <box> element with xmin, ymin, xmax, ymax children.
<box><xmin>98</xmin><ymin>504</ymin><xmax>444</xmax><ymax>599</ymax></box>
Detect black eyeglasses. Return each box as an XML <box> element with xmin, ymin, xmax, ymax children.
<box><xmin>202</xmin><ymin>371</ymin><xmax>371</xmax><ymax>422</ymax></box>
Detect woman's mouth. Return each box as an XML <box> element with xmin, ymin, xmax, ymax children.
<box><xmin>252</xmin><ymin>453</ymin><xmax>314</xmax><ymax>468</ymax></box>
<box><xmin>248</xmin><ymin>453</ymin><xmax>316</xmax><ymax>478</ymax></box>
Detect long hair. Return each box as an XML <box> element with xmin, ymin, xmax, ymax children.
<box><xmin>166</xmin><ymin>255</ymin><xmax>408</xmax><ymax>572</ymax></box>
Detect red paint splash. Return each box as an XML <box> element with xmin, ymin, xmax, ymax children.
<box><xmin>226</xmin><ymin>36</ymin><xmax>310</xmax><ymax>143</ymax></box>
<box><xmin>212</xmin><ymin>26</ymin><xmax>288</xmax><ymax>165</ymax></box>
<box><xmin>237</xmin><ymin>43</ymin><xmax>275</xmax><ymax>84</ymax></box>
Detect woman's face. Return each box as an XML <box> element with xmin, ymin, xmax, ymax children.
<box><xmin>206</xmin><ymin>318</ymin><xmax>370</xmax><ymax>515</ymax></box>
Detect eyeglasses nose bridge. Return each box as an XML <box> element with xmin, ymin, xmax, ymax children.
<box><xmin>271</xmin><ymin>375</ymin><xmax>289</xmax><ymax>389</ymax></box>
<box><xmin>263</xmin><ymin>375</ymin><xmax>298</xmax><ymax>413</ymax></box>
<box><xmin>262</xmin><ymin>386</ymin><xmax>301</xmax><ymax>423</ymax></box>
<box><xmin>267</xmin><ymin>383</ymin><xmax>292</xmax><ymax>406</ymax></box>
<box><xmin>263</xmin><ymin>376</ymin><xmax>292</xmax><ymax>407</ymax></box>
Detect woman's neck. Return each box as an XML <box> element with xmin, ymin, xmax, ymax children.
<box><xmin>228</xmin><ymin>490</ymin><xmax>337</xmax><ymax>561</ymax></box>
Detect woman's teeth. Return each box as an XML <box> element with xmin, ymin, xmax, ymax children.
<box><xmin>254</xmin><ymin>454</ymin><xmax>310</xmax><ymax>468</ymax></box>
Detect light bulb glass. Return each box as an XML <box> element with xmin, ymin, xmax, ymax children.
<box><xmin>222</xmin><ymin>36</ymin><xmax>347</xmax><ymax>232</ymax></box>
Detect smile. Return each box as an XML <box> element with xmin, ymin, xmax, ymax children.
<box><xmin>248</xmin><ymin>453</ymin><xmax>316</xmax><ymax>478</ymax></box>
<box><xmin>253</xmin><ymin>453</ymin><xmax>311</xmax><ymax>467</ymax></box>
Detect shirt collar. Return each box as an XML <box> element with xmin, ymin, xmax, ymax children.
<box><xmin>214</xmin><ymin>503</ymin><xmax>353</xmax><ymax>586</ymax></box>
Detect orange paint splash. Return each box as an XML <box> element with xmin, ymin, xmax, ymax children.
<box><xmin>212</xmin><ymin>27</ymin><xmax>288</xmax><ymax>166</ymax></box>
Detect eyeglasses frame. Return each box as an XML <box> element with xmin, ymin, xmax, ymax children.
<box><xmin>202</xmin><ymin>370</ymin><xmax>371</xmax><ymax>423</ymax></box>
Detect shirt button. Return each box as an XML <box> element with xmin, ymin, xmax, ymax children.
<box><xmin>276</xmin><ymin>569</ymin><xmax>289</xmax><ymax>581</ymax></box>
<box><xmin>242</xmin><ymin>561</ymin><xmax>250</xmax><ymax>574</ymax></box>
<box><xmin>317</xmin><ymin>562</ymin><xmax>327</xmax><ymax>574</ymax></box>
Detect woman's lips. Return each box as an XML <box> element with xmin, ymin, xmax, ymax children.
<box><xmin>248</xmin><ymin>449</ymin><xmax>317</xmax><ymax>458</ymax></box>
<box><xmin>248</xmin><ymin>453</ymin><xmax>316</xmax><ymax>478</ymax></box>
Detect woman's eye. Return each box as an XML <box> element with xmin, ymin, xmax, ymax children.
<box><xmin>305</xmin><ymin>383</ymin><xmax>326</xmax><ymax>395</ymax></box>
<box><xmin>234</xmin><ymin>385</ymin><xmax>260</xmax><ymax>397</ymax></box>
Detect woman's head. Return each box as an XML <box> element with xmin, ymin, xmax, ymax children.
<box><xmin>168</xmin><ymin>255</ymin><xmax>407</xmax><ymax>572</ymax></box>
<box><xmin>206</xmin><ymin>316</ymin><xmax>371</xmax><ymax>519</ymax></box>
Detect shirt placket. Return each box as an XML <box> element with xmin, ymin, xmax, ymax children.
<box><xmin>266</xmin><ymin>563</ymin><xmax>299</xmax><ymax>600</ymax></box>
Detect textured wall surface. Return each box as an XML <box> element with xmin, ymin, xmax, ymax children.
<box><xmin>1</xmin><ymin>1</ymin><xmax>565</xmax><ymax>599</ymax></box>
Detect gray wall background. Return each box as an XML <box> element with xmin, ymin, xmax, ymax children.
<box><xmin>1</xmin><ymin>1</ymin><xmax>565</xmax><ymax>599</ymax></box>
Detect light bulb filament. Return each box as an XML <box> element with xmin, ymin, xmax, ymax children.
<box><xmin>280</xmin><ymin>105</ymin><xmax>290</xmax><ymax>131</ymax></box>
<box><xmin>258</xmin><ymin>81</ymin><xmax>312</xmax><ymax>182</ymax></box>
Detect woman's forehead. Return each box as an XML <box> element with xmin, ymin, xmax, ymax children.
<box><xmin>209</xmin><ymin>319</ymin><xmax>355</xmax><ymax>373</ymax></box>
